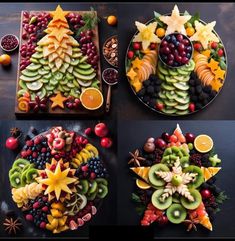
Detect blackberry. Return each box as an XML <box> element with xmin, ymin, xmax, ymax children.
<box><xmin>137</xmin><ymin>88</ymin><xmax>145</xmax><ymax>97</ymax></box>
<box><xmin>191</xmin><ymin>95</ymin><xmax>198</xmax><ymax>102</ymax></box>
<box><xmin>196</xmin><ymin>85</ymin><xmax>202</xmax><ymax>94</ymax></box>
<box><xmin>143</xmin><ymin>95</ymin><xmax>150</xmax><ymax>104</ymax></box>
<box><xmin>203</xmin><ymin>85</ymin><xmax>212</xmax><ymax>94</ymax></box>
<box><xmin>143</xmin><ymin>79</ymin><xmax>151</xmax><ymax>87</ymax></box>
<box><xmin>149</xmin><ymin>74</ymin><xmax>157</xmax><ymax>82</ymax></box>
<box><xmin>189</xmin><ymin>78</ymin><xmax>196</xmax><ymax>86</ymax></box>
<box><xmin>195</xmin><ymin>78</ymin><xmax>201</xmax><ymax>86</ymax></box>
<box><xmin>154</xmin><ymin>85</ymin><xmax>161</xmax><ymax>93</ymax></box>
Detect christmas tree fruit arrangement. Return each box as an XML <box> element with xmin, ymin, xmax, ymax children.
<box><xmin>128</xmin><ymin>124</ymin><xmax>227</xmax><ymax>231</ymax></box>
<box><xmin>126</xmin><ymin>5</ymin><xmax>227</xmax><ymax>116</ymax></box>
<box><xmin>17</xmin><ymin>5</ymin><xmax>103</xmax><ymax>115</ymax></box>
<box><xmin>9</xmin><ymin>126</ymin><xmax>109</xmax><ymax>234</ymax></box>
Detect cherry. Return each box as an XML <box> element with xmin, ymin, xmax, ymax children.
<box><xmin>6</xmin><ymin>137</ymin><xmax>19</xmax><ymax>150</ymax></box>
<box><xmin>201</xmin><ymin>189</ymin><xmax>212</xmax><ymax>199</ymax></box>
<box><xmin>133</xmin><ymin>42</ymin><xmax>141</xmax><ymax>50</ymax></box>
<box><xmin>193</xmin><ymin>43</ymin><xmax>202</xmax><ymax>51</ymax></box>
<box><xmin>211</xmin><ymin>42</ymin><xmax>218</xmax><ymax>49</ymax></box>
<box><xmin>218</xmin><ymin>48</ymin><xmax>224</xmax><ymax>57</ymax></box>
<box><xmin>100</xmin><ymin>137</ymin><xmax>113</xmax><ymax>148</ymax></box>
<box><xmin>127</xmin><ymin>50</ymin><xmax>134</xmax><ymax>59</ymax></box>
<box><xmin>185</xmin><ymin>133</ymin><xmax>195</xmax><ymax>143</ymax></box>
<box><xmin>161</xmin><ymin>132</ymin><xmax>170</xmax><ymax>142</ymax></box>
<box><xmin>155</xmin><ymin>138</ymin><xmax>167</xmax><ymax>149</ymax></box>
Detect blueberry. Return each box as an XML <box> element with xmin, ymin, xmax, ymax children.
<box><xmin>186</xmin><ymin>53</ymin><xmax>191</xmax><ymax>58</ymax></box>
<box><xmin>196</xmin><ymin>85</ymin><xmax>202</xmax><ymax>94</ymax></box>
<box><xmin>195</xmin><ymin>78</ymin><xmax>201</xmax><ymax>86</ymax></box>
<box><xmin>162</xmin><ymin>55</ymin><xmax>167</xmax><ymax>61</ymax></box>
<box><xmin>173</xmin><ymin>61</ymin><xmax>179</xmax><ymax>67</ymax></box>
<box><xmin>186</xmin><ymin>46</ymin><xmax>192</xmax><ymax>52</ymax></box>
<box><xmin>137</xmin><ymin>88</ymin><xmax>145</xmax><ymax>97</ymax></box>
<box><xmin>41</xmin><ymin>153</ymin><xmax>45</xmax><ymax>157</ymax></box>
<box><xmin>149</xmin><ymin>74</ymin><xmax>157</xmax><ymax>82</ymax></box>
<box><xmin>171</xmin><ymin>35</ymin><xmax>176</xmax><ymax>43</ymax></box>
<box><xmin>189</xmin><ymin>78</ymin><xmax>195</xmax><ymax>86</ymax></box>
<box><xmin>175</xmin><ymin>41</ymin><xmax>180</xmax><ymax>47</ymax></box>
<box><xmin>149</xmin><ymin>98</ymin><xmax>156</xmax><ymax>108</ymax></box>
<box><xmin>143</xmin><ymin>79</ymin><xmax>151</xmax><ymax>87</ymax></box>
<box><xmin>146</xmin><ymin>86</ymin><xmax>154</xmax><ymax>95</ymax></box>
<box><xmin>101</xmin><ymin>173</ymin><xmax>104</xmax><ymax>177</ymax></box>
<box><xmin>32</xmin><ymin>147</ymin><xmax>36</xmax><ymax>151</ymax></box>
<box><xmin>189</xmin><ymin>87</ymin><xmax>195</xmax><ymax>95</ymax></box>
<box><xmin>103</xmin><ymin>168</ymin><xmax>107</xmax><ymax>172</ymax></box>
<box><xmin>143</xmin><ymin>95</ymin><xmax>150</xmax><ymax>104</ymax></box>
<box><xmin>165</xmin><ymin>35</ymin><xmax>171</xmax><ymax>41</ymax></box>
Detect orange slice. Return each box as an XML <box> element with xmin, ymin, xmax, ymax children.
<box><xmin>136</xmin><ymin>179</ymin><xmax>151</xmax><ymax>189</ymax></box>
<box><xmin>80</xmin><ymin>87</ymin><xmax>103</xmax><ymax>110</ymax></box>
<box><xmin>194</xmin><ymin>134</ymin><xmax>213</xmax><ymax>153</ymax></box>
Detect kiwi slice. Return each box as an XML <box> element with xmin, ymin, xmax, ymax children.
<box><xmin>97</xmin><ymin>184</ymin><xmax>108</xmax><ymax>199</ymax></box>
<box><xmin>26</xmin><ymin>168</ymin><xmax>38</xmax><ymax>183</ymax></box>
<box><xmin>95</xmin><ymin>178</ymin><xmax>108</xmax><ymax>186</ymax></box>
<box><xmin>78</xmin><ymin>180</ymin><xmax>89</xmax><ymax>194</ymax></box>
<box><xmin>20</xmin><ymin>171</ymin><xmax>27</xmax><ymax>186</ymax></box>
<box><xmin>166</xmin><ymin>204</ymin><xmax>187</xmax><ymax>224</ymax></box>
<box><xmin>9</xmin><ymin>167</ymin><xmax>21</xmax><ymax>178</ymax></box>
<box><xmin>87</xmin><ymin>189</ymin><xmax>98</xmax><ymax>201</ymax></box>
<box><xmin>180</xmin><ymin>156</ymin><xmax>190</xmax><ymax>168</ymax></box>
<box><xmin>22</xmin><ymin>163</ymin><xmax>34</xmax><ymax>173</ymax></box>
<box><xmin>151</xmin><ymin>189</ymin><xmax>172</xmax><ymax>210</ymax></box>
<box><xmin>13</xmin><ymin>159</ymin><xmax>30</xmax><ymax>170</ymax></box>
<box><xmin>148</xmin><ymin>164</ymin><xmax>169</xmax><ymax>187</ymax></box>
<box><xmin>180</xmin><ymin>189</ymin><xmax>202</xmax><ymax>210</ymax></box>
<box><xmin>10</xmin><ymin>173</ymin><xmax>22</xmax><ymax>188</ymax></box>
<box><xmin>183</xmin><ymin>165</ymin><xmax>204</xmax><ymax>188</ymax></box>
<box><xmin>87</xmin><ymin>180</ymin><xmax>98</xmax><ymax>195</ymax></box>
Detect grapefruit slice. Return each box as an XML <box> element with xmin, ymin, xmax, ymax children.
<box><xmin>130</xmin><ymin>167</ymin><xmax>150</xmax><ymax>182</ymax></box>
<box><xmin>136</xmin><ymin>179</ymin><xmax>151</xmax><ymax>189</ymax></box>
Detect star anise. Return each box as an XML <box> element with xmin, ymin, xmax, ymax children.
<box><xmin>184</xmin><ymin>218</ymin><xmax>200</xmax><ymax>231</ymax></box>
<box><xmin>29</xmin><ymin>96</ymin><xmax>47</xmax><ymax>112</ymax></box>
<box><xmin>3</xmin><ymin>217</ymin><xmax>22</xmax><ymax>235</ymax></box>
<box><xmin>128</xmin><ymin>149</ymin><xmax>146</xmax><ymax>167</ymax></box>
<box><xmin>10</xmin><ymin>127</ymin><xmax>22</xmax><ymax>138</ymax></box>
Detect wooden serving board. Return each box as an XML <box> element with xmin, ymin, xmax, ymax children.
<box><xmin>15</xmin><ymin>10</ymin><xmax>104</xmax><ymax>117</ymax></box>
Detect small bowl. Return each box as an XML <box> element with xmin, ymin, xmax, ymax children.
<box><xmin>158</xmin><ymin>32</ymin><xmax>193</xmax><ymax>69</ymax></box>
<box><xmin>102</xmin><ymin>35</ymin><xmax>118</xmax><ymax>68</ymax></box>
<box><xmin>0</xmin><ymin>34</ymin><xmax>19</xmax><ymax>52</ymax></box>
<box><xmin>102</xmin><ymin>68</ymin><xmax>118</xmax><ymax>85</ymax></box>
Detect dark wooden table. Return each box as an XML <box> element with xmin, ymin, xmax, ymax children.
<box><xmin>0</xmin><ymin>3</ymin><xmax>117</xmax><ymax>120</ymax></box>
<box><xmin>118</xmin><ymin>2</ymin><xmax>235</xmax><ymax>120</ymax></box>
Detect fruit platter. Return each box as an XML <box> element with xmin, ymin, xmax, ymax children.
<box><xmin>126</xmin><ymin>5</ymin><xmax>227</xmax><ymax>115</ymax></box>
<box><xmin>16</xmin><ymin>5</ymin><xmax>104</xmax><ymax>116</ymax></box>
<box><xmin>8</xmin><ymin>126</ymin><xmax>109</xmax><ymax>234</ymax></box>
<box><xmin>128</xmin><ymin>124</ymin><xmax>227</xmax><ymax>231</ymax></box>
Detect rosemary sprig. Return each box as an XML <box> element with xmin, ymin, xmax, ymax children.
<box><xmin>76</xmin><ymin>7</ymin><xmax>100</xmax><ymax>37</ymax></box>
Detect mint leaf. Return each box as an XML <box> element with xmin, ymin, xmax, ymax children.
<box><xmin>188</xmin><ymin>12</ymin><xmax>200</xmax><ymax>26</ymax></box>
<box><xmin>153</xmin><ymin>11</ymin><xmax>165</xmax><ymax>28</ymax></box>
<box><xmin>215</xmin><ymin>191</ymin><xmax>228</xmax><ymax>204</ymax></box>
<box><xmin>132</xmin><ymin>193</ymin><xmax>141</xmax><ymax>203</ymax></box>
<box><xmin>136</xmin><ymin>205</ymin><xmax>146</xmax><ymax>216</ymax></box>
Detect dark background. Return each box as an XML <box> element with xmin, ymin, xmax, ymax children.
<box><xmin>0</xmin><ymin>120</ymin><xmax>117</xmax><ymax>238</ymax></box>
<box><xmin>0</xmin><ymin>2</ymin><xmax>117</xmax><ymax>120</ymax></box>
<box><xmin>118</xmin><ymin>120</ymin><xmax>235</xmax><ymax>238</ymax></box>
<box><xmin>118</xmin><ymin>2</ymin><xmax>235</xmax><ymax>120</ymax></box>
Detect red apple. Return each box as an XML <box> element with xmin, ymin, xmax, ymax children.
<box><xmin>6</xmin><ymin>137</ymin><xmax>19</xmax><ymax>150</ymax></box>
<box><xmin>100</xmin><ymin>137</ymin><xmax>113</xmax><ymax>148</ymax></box>
<box><xmin>94</xmin><ymin>123</ymin><xmax>109</xmax><ymax>137</ymax></box>
<box><xmin>155</xmin><ymin>138</ymin><xmax>166</xmax><ymax>149</ymax></box>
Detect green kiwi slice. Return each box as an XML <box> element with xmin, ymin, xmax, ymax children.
<box><xmin>78</xmin><ymin>180</ymin><xmax>89</xmax><ymax>194</ymax></box>
<box><xmin>180</xmin><ymin>189</ymin><xmax>202</xmax><ymax>210</ymax></box>
<box><xmin>10</xmin><ymin>173</ymin><xmax>22</xmax><ymax>188</ymax></box>
<box><xmin>87</xmin><ymin>180</ymin><xmax>98</xmax><ymax>195</ymax></box>
<box><xmin>87</xmin><ymin>189</ymin><xmax>98</xmax><ymax>201</ymax></box>
<box><xmin>166</xmin><ymin>204</ymin><xmax>187</xmax><ymax>224</ymax></box>
<box><xmin>26</xmin><ymin>168</ymin><xmax>38</xmax><ymax>183</ymax></box>
<box><xmin>12</xmin><ymin>159</ymin><xmax>30</xmax><ymax>170</ymax></box>
<box><xmin>148</xmin><ymin>164</ymin><xmax>169</xmax><ymax>187</ymax></box>
<box><xmin>95</xmin><ymin>178</ymin><xmax>108</xmax><ymax>186</ymax></box>
<box><xmin>9</xmin><ymin>167</ymin><xmax>21</xmax><ymax>178</ymax></box>
<box><xmin>20</xmin><ymin>171</ymin><xmax>27</xmax><ymax>186</ymax></box>
<box><xmin>97</xmin><ymin>184</ymin><xmax>108</xmax><ymax>199</ymax></box>
<box><xmin>183</xmin><ymin>165</ymin><xmax>204</xmax><ymax>188</ymax></box>
<box><xmin>151</xmin><ymin>189</ymin><xmax>172</xmax><ymax>210</ymax></box>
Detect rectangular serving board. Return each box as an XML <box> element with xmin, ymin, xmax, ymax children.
<box><xmin>15</xmin><ymin>10</ymin><xmax>104</xmax><ymax>117</ymax></box>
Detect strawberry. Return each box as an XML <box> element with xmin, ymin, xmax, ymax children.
<box><xmin>193</xmin><ymin>43</ymin><xmax>202</xmax><ymax>51</ymax></box>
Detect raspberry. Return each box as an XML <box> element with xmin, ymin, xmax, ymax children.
<box><xmin>26</xmin><ymin>140</ymin><xmax>34</xmax><ymax>147</ymax></box>
<box><xmin>81</xmin><ymin>165</ymin><xmax>89</xmax><ymax>172</ymax></box>
<box><xmin>26</xmin><ymin>149</ymin><xmax>32</xmax><ymax>156</ymax></box>
<box><xmin>32</xmin><ymin>152</ymin><xmax>38</xmax><ymax>158</ymax></box>
<box><xmin>33</xmin><ymin>201</ymin><xmax>40</xmax><ymax>209</ymax></box>
<box><xmin>39</xmin><ymin>222</ymin><xmax>46</xmax><ymax>229</ymax></box>
<box><xmin>34</xmin><ymin>136</ymin><xmax>42</xmax><ymax>145</ymax></box>
<box><xmin>41</xmin><ymin>147</ymin><xmax>47</xmax><ymax>153</ymax></box>
<box><xmin>21</xmin><ymin>150</ymin><xmax>28</xmax><ymax>158</ymax></box>
<box><xmin>42</xmin><ymin>206</ymin><xmax>49</xmax><ymax>212</ymax></box>
<box><xmin>90</xmin><ymin>172</ymin><xmax>96</xmax><ymax>179</ymax></box>
<box><xmin>25</xmin><ymin>214</ymin><xmax>34</xmax><ymax>221</ymax></box>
